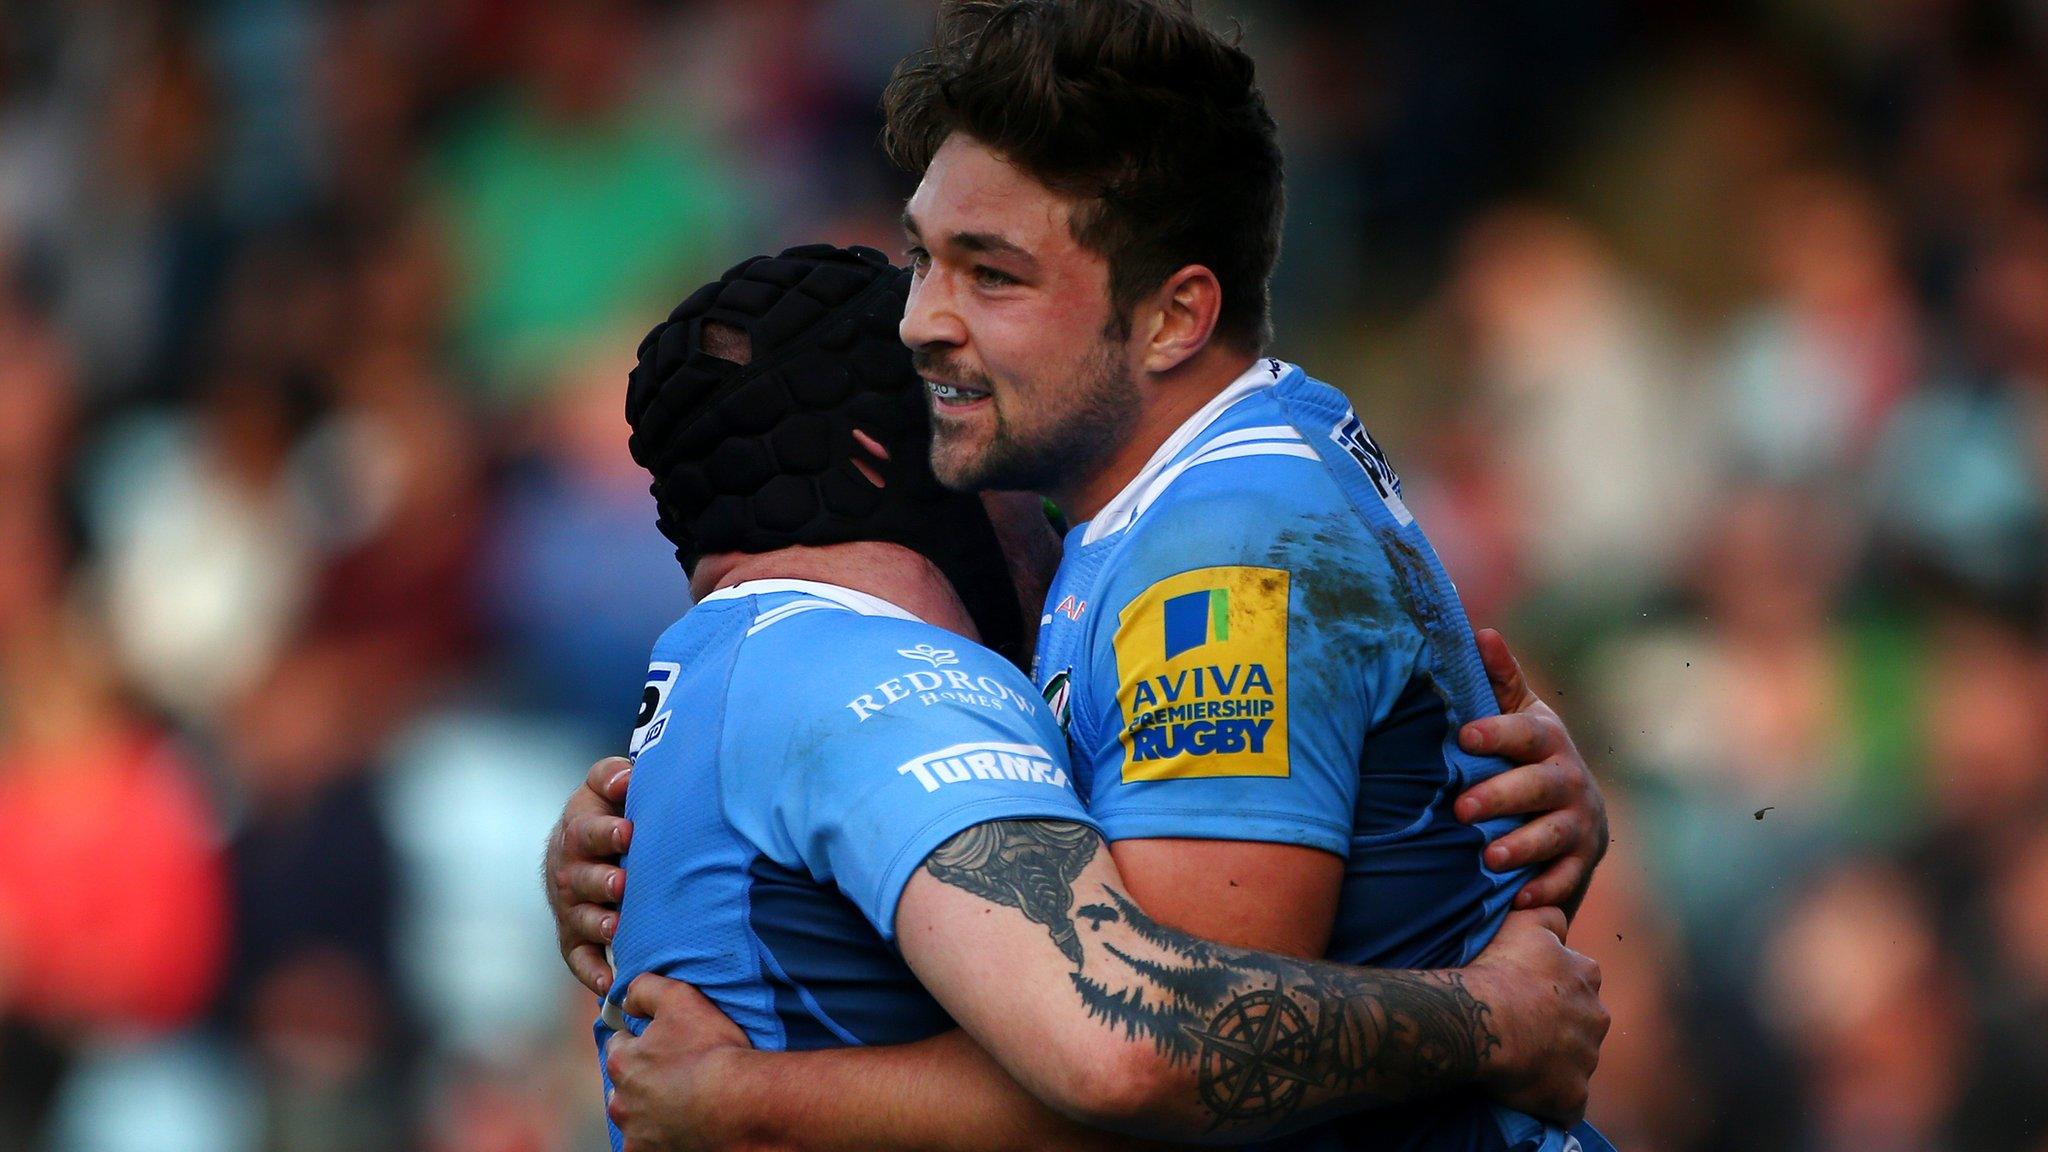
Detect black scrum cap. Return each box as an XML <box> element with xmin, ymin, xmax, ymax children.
<box><xmin>625</xmin><ymin>243</ymin><xmax>1024</xmax><ymax>662</ymax></box>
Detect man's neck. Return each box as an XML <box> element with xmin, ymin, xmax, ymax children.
<box><xmin>689</xmin><ymin>544</ymin><xmax>978</xmax><ymax>640</ymax></box>
<box><xmin>1053</xmin><ymin>348</ymin><xmax>1259</xmax><ymax>524</ymax></box>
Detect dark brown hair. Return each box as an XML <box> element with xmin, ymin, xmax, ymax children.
<box><xmin>884</xmin><ymin>0</ymin><xmax>1284</xmax><ymax>351</ymax></box>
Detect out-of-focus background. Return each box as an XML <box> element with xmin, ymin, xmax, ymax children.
<box><xmin>0</xmin><ymin>1</ymin><xmax>2043</xmax><ymax>1150</ymax></box>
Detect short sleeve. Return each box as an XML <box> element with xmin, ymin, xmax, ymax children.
<box><xmin>1077</xmin><ymin>467</ymin><xmax>1423</xmax><ymax>855</ymax></box>
<box><xmin>726</xmin><ymin>614</ymin><xmax>1097</xmax><ymax>940</ymax></box>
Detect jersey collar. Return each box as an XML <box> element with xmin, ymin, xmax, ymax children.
<box><xmin>700</xmin><ymin>578</ymin><xmax>925</xmax><ymax>622</ymax></box>
<box><xmin>1079</xmin><ymin>357</ymin><xmax>1295</xmax><ymax>546</ymax></box>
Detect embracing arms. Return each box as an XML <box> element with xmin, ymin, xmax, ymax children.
<box><xmin>559</xmin><ymin>631</ymin><xmax>1611</xmax><ymax>1150</ymax></box>
<box><xmin>887</xmin><ymin>819</ymin><xmax>1603</xmax><ymax>1140</ymax></box>
<box><xmin>601</xmin><ymin>819</ymin><xmax>1603</xmax><ymax>1151</ymax></box>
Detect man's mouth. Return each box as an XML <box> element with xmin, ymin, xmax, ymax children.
<box><xmin>925</xmin><ymin>378</ymin><xmax>993</xmax><ymax>408</ymax></box>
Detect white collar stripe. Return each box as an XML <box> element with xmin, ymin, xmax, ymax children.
<box><xmin>1118</xmin><ymin>442</ymin><xmax>1320</xmax><ymax>531</ymax></box>
<box><xmin>703</xmin><ymin>578</ymin><xmax>924</xmax><ymax>623</ymax></box>
<box><xmin>1198</xmin><ymin>425</ymin><xmax>1305</xmax><ymax>451</ymax></box>
<box><xmin>746</xmin><ymin>601</ymin><xmax>839</xmax><ymax>635</ymax></box>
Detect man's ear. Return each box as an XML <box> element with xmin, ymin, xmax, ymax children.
<box><xmin>1137</xmin><ymin>264</ymin><xmax>1222</xmax><ymax>375</ymax></box>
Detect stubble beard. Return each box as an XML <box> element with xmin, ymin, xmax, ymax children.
<box><xmin>927</xmin><ymin>341</ymin><xmax>1138</xmax><ymax>497</ymax></box>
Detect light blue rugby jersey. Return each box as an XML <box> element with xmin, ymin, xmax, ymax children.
<box><xmin>595</xmin><ymin>579</ymin><xmax>1096</xmax><ymax>1152</ymax></box>
<box><xmin>1033</xmin><ymin>359</ymin><xmax>1613</xmax><ymax>1152</ymax></box>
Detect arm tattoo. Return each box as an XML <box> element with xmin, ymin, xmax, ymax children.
<box><xmin>922</xmin><ymin>820</ymin><xmax>1098</xmax><ymax>964</ymax></box>
<box><xmin>922</xmin><ymin>821</ymin><xmax>1502</xmax><ymax>1132</ymax></box>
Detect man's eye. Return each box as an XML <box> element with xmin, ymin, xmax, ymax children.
<box><xmin>973</xmin><ymin>265</ymin><xmax>1018</xmax><ymax>288</ymax></box>
<box><xmin>905</xmin><ymin>247</ymin><xmax>931</xmax><ymax>275</ymax></box>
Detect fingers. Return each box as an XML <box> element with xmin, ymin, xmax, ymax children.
<box><xmin>1473</xmin><ymin>628</ymin><xmax>1533</xmax><ymax>713</ymax></box>
<box><xmin>566</xmin><ymin>810</ymin><xmax>633</xmax><ymax>860</ymax></box>
<box><xmin>1486</xmin><ymin>807</ymin><xmax>1586</xmax><ymax>872</ymax></box>
<box><xmin>570</xmin><ymin>943</ymin><xmax>616</xmax><ymax>996</ymax></box>
<box><xmin>1458</xmin><ymin>708</ymin><xmax>1566</xmax><ymax>764</ymax></box>
<box><xmin>556</xmin><ymin>858</ymin><xmax>626</xmax><ymax>906</ymax></box>
<box><xmin>587</xmin><ymin>756</ymin><xmax>634</xmax><ymax>804</ymax></box>
<box><xmin>1456</xmin><ymin>756</ymin><xmax>1576</xmax><ymax>823</ymax></box>
<box><xmin>1509</xmin><ymin>853</ymin><xmax>1594</xmax><ymax>912</ymax></box>
<box><xmin>1522</xmin><ymin>904</ymin><xmax>1569</xmax><ymax>943</ymax></box>
<box><xmin>563</xmin><ymin>900</ymin><xmax>619</xmax><ymax>946</ymax></box>
<box><xmin>622</xmin><ymin>973</ymin><xmax>677</xmax><ymax>1019</ymax></box>
<box><xmin>1495</xmin><ymin>905</ymin><xmax>1568</xmax><ymax>946</ymax></box>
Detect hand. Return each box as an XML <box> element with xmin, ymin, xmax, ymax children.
<box><xmin>1453</xmin><ymin>628</ymin><xmax>1609</xmax><ymax>915</ymax></box>
<box><xmin>545</xmin><ymin>756</ymin><xmax>634</xmax><ymax>995</ymax></box>
<box><xmin>1465</xmin><ymin>908</ymin><xmax>1608</xmax><ymax>1127</ymax></box>
<box><xmin>604</xmin><ymin>975</ymin><xmax>759</xmax><ymax>1152</ymax></box>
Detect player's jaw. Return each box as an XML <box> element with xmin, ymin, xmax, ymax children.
<box><xmin>916</xmin><ymin>343</ymin><xmax>1137</xmax><ymax>499</ymax></box>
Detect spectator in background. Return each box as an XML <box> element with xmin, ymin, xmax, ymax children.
<box><xmin>1872</xmin><ymin>208</ymin><xmax>2048</xmax><ymax>604</ymax></box>
<box><xmin>480</xmin><ymin>340</ymin><xmax>690</xmax><ymax>733</ymax></box>
<box><xmin>86</xmin><ymin>369</ymin><xmax>324</xmax><ymax>725</ymax></box>
<box><xmin>0</xmin><ymin>610</ymin><xmax>228</xmax><ymax>1037</ymax></box>
<box><xmin>1719</xmin><ymin>170</ymin><xmax>1921</xmax><ymax>490</ymax></box>
<box><xmin>0</xmin><ymin>486</ymin><xmax>227</xmax><ymax>1152</ymax></box>
<box><xmin>1435</xmin><ymin>205</ymin><xmax>1713</xmax><ymax>627</ymax></box>
<box><xmin>218</xmin><ymin>639</ymin><xmax>404</xmax><ymax>1152</ymax></box>
<box><xmin>430</xmin><ymin>0</ymin><xmax>747</xmax><ymax>410</ymax></box>
<box><xmin>1964</xmin><ymin>825</ymin><xmax>2048</xmax><ymax>1152</ymax></box>
<box><xmin>34</xmin><ymin>10</ymin><xmax>229</xmax><ymax>406</ymax></box>
<box><xmin>1592</xmin><ymin>485</ymin><xmax>1917</xmax><ymax>972</ymax></box>
<box><xmin>294</xmin><ymin>217</ymin><xmax>484</xmax><ymax>741</ymax></box>
<box><xmin>1762</xmin><ymin>863</ymin><xmax>1972</xmax><ymax>1152</ymax></box>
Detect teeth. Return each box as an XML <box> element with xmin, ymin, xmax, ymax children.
<box><xmin>926</xmin><ymin>380</ymin><xmax>989</xmax><ymax>405</ymax></box>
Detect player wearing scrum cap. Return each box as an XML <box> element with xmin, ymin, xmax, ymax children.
<box><xmin>591</xmin><ymin>244</ymin><xmax>1606</xmax><ymax>1152</ymax></box>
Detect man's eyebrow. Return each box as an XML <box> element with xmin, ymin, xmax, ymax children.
<box><xmin>951</xmin><ymin>231</ymin><xmax>1037</xmax><ymax>266</ymax></box>
<box><xmin>899</xmin><ymin>211</ymin><xmax>1038</xmax><ymax>267</ymax></box>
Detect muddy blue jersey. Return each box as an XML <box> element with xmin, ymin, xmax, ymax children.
<box><xmin>1033</xmin><ymin>359</ymin><xmax>1611</xmax><ymax>1152</ymax></box>
<box><xmin>595</xmin><ymin>580</ymin><xmax>1094</xmax><ymax>1152</ymax></box>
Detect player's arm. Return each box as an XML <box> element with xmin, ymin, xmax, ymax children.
<box><xmin>895</xmin><ymin>819</ymin><xmax>1605</xmax><ymax>1140</ymax></box>
<box><xmin>604</xmin><ymin>1002</ymin><xmax>1154</xmax><ymax>1152</ymax></box>
<box><xmin>605</xmin><ymin>820</ymin><xmax>1605</xmax><ymax>1149</ymax></box>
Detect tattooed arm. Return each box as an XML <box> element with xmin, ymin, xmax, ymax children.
<box><xmin>892</xmin><ymin>819</ymin><xmax>1607</xmax><ymax>1142</ymax></box>
<box><xmin>601</xmin><ymin>819</ymin><xmax>1606</xmax><ymax>1150</ymax></box>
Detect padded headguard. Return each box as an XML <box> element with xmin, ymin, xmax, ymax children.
<box><xmin>626</xmin><ymin>243</ymin><xmax>1025</xmax><ymax>662</ymax></box>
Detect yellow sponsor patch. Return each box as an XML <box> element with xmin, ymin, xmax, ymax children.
<box><xmin>1113</xmin><ymin>566</ymin><xmax>1289</xmax><ymax>781</ymax></box>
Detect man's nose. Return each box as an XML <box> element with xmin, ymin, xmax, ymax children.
<box><xmin>900</xmin><ymin>267</ymin><xmax>966</xmax><ymax>351</ymax></box>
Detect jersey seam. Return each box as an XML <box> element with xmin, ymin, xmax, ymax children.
<box><xmin>713</xmin><ymin>601</ymin><xmax>789</xmax><ymax>1051</ymax></box>
<box><xmin>734</xmin><ymin>861</ymin><xmax>793</xmax><ymax>1051</ymax></box>
<box><xmin>746</xmin><ymin>912</ymin><xmax>864</xmax><ymax>1047</ymax></box>
<box><xmin>716</xmin><ymin>598</ymin><xmax>776</xmax><ymax>854</ymax></box>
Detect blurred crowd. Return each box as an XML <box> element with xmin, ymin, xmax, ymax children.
<box><xmin>0</xmin><ymin>1</ymin><xmax>2042</xmax><ymax>1151</ymax></box>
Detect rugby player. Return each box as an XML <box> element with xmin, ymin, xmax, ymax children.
<box><xmin>554</xmin><ymin>3</ymin><xmax>1617</xmax><ymax>1148</ymax></box>
<box><xmin>592</xmin><ymin>243</ymin><xmax>1605</xmax><ymax>1152</ymax></box>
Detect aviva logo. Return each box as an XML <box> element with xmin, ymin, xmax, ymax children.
<box><xmin>1162</xmin><ymin>587</ymin><xmax>1231</xmax><ymax>659</ymax></box>
<box><xmin>1114</xmin><ymin>566</ymin><xmax>1289</xmax><ymax>781</ymax></box>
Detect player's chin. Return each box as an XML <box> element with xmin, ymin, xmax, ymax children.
<box><xmin>929</xmin><ymin>436</ymin><xmax>987</xmax><ymax>491</ymax></box>
<box><xmin>928</xmin><ymin>415</ymin><xmax>997</xmax><ymax>482</ymax></box>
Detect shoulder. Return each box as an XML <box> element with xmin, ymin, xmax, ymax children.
<box><xmin>1110</xmin><ymin>455</ymin><xmax>1390</xmax><ymax>607</ymax></box>
<box><xmin>734</xmin><ymin>607</ymin><xmax>1050</xmax><ymax>747</ymax></box>
<box><xmin>1094</xmin><ymin>445</ymin><xmax>1416</xmax><ymax>697</ymax></box>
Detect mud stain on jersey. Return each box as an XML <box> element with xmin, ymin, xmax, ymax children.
<box><xmin>1268</xmin><ymin>513</ymin><xmax>1407</xmax><ymax>633</ymax></box>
